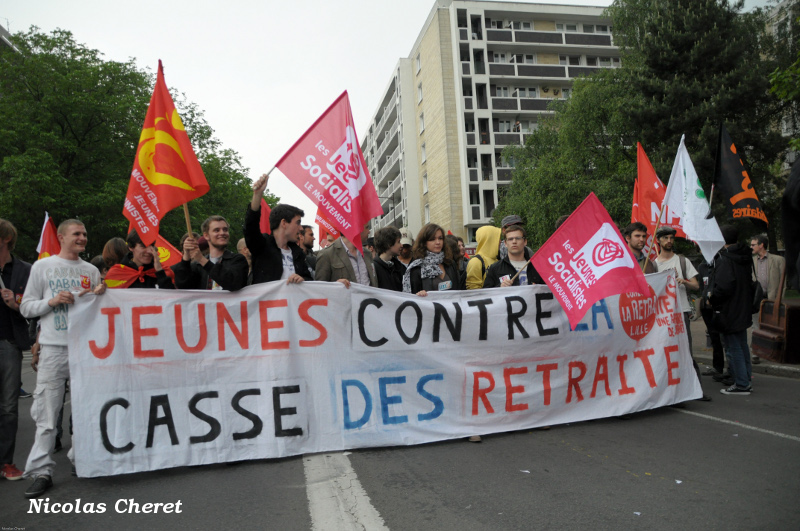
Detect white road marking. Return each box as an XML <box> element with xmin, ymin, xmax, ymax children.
<box><xmin>304</xmin><ymin>452</ymin><xmax>388</xmax><ymax>531</ymax></box>
<box><xmin>677</xmin><ymin>409</ymin><xmax>800</xmax><ymax>442</ymax></box>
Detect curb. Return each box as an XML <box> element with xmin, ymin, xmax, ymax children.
<box><xmin>690</xmin><ymin>319</ymin><xmax>800</xmax><ymax>380</ymax></box>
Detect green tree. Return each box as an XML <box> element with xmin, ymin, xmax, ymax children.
<box><xmin>0</xmin><ymin>27</ymin><xmax>271</xmax><ymax>261</ymax></box>
<box><xmin>497</xmin><ymin>0</ymin><xmax>788</xmax><ymax>245</ymax></box>
<box><xmin>496</xmin><ymin>69</ymin><xmax>639</xmax><ymax>246</ymax></box>
<box><xmin>609</xmin><ymin>0</ymin><xmax>787</xmax><ymax>233</ymax></box>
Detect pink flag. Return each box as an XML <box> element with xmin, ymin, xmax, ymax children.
<box><xmin>532</xmin><ymin>193</ymin><xmax>650</xmax><ymax>328</ymax></box>
<box><xmin>274</xmin><ymin>91</ymin><xmax>382</xmax><ymax>251</ymax></box>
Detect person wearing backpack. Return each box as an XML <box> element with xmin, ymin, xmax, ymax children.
<box><xmin>710</xmin><ymin>225</ymin><xmax>756</xmax><ymax>395</ymax></box>
<box><xmin>465</xmin><ymin>225</ymin><xmax>501</xmax><ymax>290</ymax></box>
<box><xmin>654</xmin><ymin>226</ymin><xmax>709</xmax><ymax>401</ymax></box>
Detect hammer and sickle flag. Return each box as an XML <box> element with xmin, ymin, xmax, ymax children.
<box><xmin>123</xmin><ymin>60</ymin><xmax>209</xmax><ymax>246</ymax></box>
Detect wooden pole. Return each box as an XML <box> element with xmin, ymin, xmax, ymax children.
<box><xmin>183</xmin><ymin>204</ymin><xmax>193</xmax><ymax>236</ymax></box>
<box><xmin>642</xmin><ymin>202</ymin><xmax>667</xmax><ymax>272</ymax></box>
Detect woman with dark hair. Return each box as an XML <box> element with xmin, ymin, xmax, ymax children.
<box><xmin>102</xmin><ymin>237</ymin><xmax>128</xmax><ymax>268</ymax></box>
<box><xmin>402</xmin><ymin>223</ymin><xmax>461</xmax><ymax>295</ymax></box>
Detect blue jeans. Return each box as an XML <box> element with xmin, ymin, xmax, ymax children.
<box><xmin>722</xmin><ymin>331</ymin><xmax>751</xmax><ymax>389</ymax></box>
<box><xmin>0</xmin><ymin>339</ymin><xmax>22</xmax><ymax>465</ymax></box>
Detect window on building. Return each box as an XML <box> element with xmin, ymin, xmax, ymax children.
<box><xmin>421</xmin><ymin>143</ymin><xmax>426</xmax><ymax>164</ymax></box>
<box><xmin>493</xmin><ymin>52</ymin><xmax>506</xmax><ymax>63</ymax></box>
<box><xmin>496</xmin><ymin>86</ymin><xmax>509</xmax><ymax>97</ymax></box>
<box><xmin>559</xmin><ymin>55</ymin><xmax>581</xmax><ymax>66</ymax></box>
<box><xmin>586</xmin><ymin>56</ymin><xmax>597</xmax><ymax>67</ymax></box>
<box><xmin>512</xmin><ymin>21</ymin><xmax>532</xmax><ymax>30</ymax></box>
<box><xmin>419</xmin><ymin>113</ymin><xmax>425</xmax><ymax>133</ymax></box>
<box><xmin>416</xmin><ymin>53</ymin><xmax>421</xmax><ymax>73</ymax></box>
<box><xmin>562</xmin><ymin>88</ymin><xmax>571</xmax><ymax>99</ymax></box>
<box><xmin>424</xmin><ymin>204</ymin><xmax>430</xmax><ymax>223</ymax></box>
<box><xmin>612</xmin><ymin>57</ymin><xmax>621</xmax><ymax>67</ymax></box>
<box><xmin>583</xmin><ymin>24</ymin><xmax>595</xmax><ymax>33</ymax></box>
<box><xmin>417</xmin><ymin>83</ymin><xmax>423</xmax><ymax>103</ymax></box>
<box><xmin>596</xmin><ymin>25</ymin><xmax>609</xmax><ymax>33</ymax></box>
<box><xmin>557</xmin><ymin>23</ymin><xmax>577</xmax><ymax>32</ymax></box>
<box><xmin>423</xmin><ymin>173</ymin><xmax>428</xmax><ymax>194</ymax></box>
<box><xmin>525</xmin><ymin>54</ymin><xmax>535</xmax><ymax>64</ymax></box>
<box><xmin>498</xmin><ymin>120</ymin><xmax>512</xmax><ymax>133</ymax></box>
<box><xmin>599</xmin><ymin>57</ymin><xmax>612</xmax><ymax>67</ymax></box>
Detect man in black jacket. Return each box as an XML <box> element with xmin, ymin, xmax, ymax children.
<box><xmin>245</xmin><ymin>174</ymin><xmax>312</xmax><ymax>284</ymax></box>
<box><xmin>372</xmin><ymin>226</ymin><xmax>404</xmax><ymax>291</ymax></box>
<box><xmin>483</xmin><ymin>225</ymin><xmax>543</xmax><ymax>288</ymax></box>
<box><xmin>173</xmin><ymin>216</ymin><xmax>248</xmax><ymax>291</ymax></box>
<box><xmin>711</xmin><ymin>225</ymin><xmax>755</xmax><ymax>395</ymax></box>
<box><xmin>0</xmin><ymin>220</ymin><xmax>31</xmax><ymax>481</ymax></box>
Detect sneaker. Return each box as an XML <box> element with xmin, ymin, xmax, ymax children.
<box><xmin>1</xmin><ymin>463</ymin><xmax>23</xmax><ymax>480</ymax></box>
<box><xmin>712</xmin><ymin>372</ymin><xmax>732</xmax><ymax>382</ymax></box>
<box><xmin>752</xmin><ymin>356</ymin><xmax>761</xmax><ymax>365</ymax></box>
<box><xmin>701</xmin><ymin>367</ymin><xmax>720</xmax><ymax>376</ymax></box>
<box><xmin>24</xmin><ymin>475</ymin><xmax>53</xmax><ymax>499</ymax></box>
<box><xmin>468</xmin><ymin>435</ymin><xmax>482</xmax><ymax>443</ymax></box>
<box><xmin>19</xmin><ymin>388</ymin><xmax>32</xmax><ymax>399</ymax></box>
<box><xmin>720</xmin><ymin>385</ymin><xmax>752</xmax><ymax>396</ymax></box>
<box><xmin>696</xmin><ymin>395</ymin><xmax>712</xmax><ymax>402</ymax></box>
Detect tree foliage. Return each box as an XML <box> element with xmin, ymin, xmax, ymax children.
<box><xmin>0</xmin><ymin>28</ymin><xmax>273</xmax><ymax>261</ymax></box>
<box><xmin>496</xmin><ymin>69</ymin><xmax>638</xmax><ymax>246</ymax></box>
<box><xmin>497</xmin><ymin>0</ymin><xmax>790</xmax><ymax>246</ymax></box>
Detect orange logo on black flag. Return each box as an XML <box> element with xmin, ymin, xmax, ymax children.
<box><xmin>713</xmin><ymin>124</ymin><xmax>768</xmax><ymax>226</ymax></box>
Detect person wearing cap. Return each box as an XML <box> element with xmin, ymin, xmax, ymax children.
<box><xmin>498</xmin><ymin>215</ymin><xmax>533</xmax><ymax>261</ymax></box>
<box><xmin>397</xmin><ymin>237</ymin><xmax>414</xmax><ymax>269</ymax></box>
<box><xmin>654</xmin><ymin>226</ymin><xmax>709</xmax><ymax>400</ymax></box>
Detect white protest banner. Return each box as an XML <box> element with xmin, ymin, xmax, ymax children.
<box><xmin>68</xmin><ymin>271</ymin><xmax>698</xmax><ymax>477</ymax></box>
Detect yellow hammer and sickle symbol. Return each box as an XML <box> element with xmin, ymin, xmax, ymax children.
<box><xmin>138</xmin><ymin>110</ymin><xmax>195</xmax><ymax>191</ymax></box>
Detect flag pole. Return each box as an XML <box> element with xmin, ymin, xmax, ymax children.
<box><xmin>642</xmin><ymin>202</ymin><xmax>666</xmax><ymax>272</ymax></box>
<box><xmin>183</xmin><ymin>204</ymin><xmax>193</xmax><ymax>236</ymax></box>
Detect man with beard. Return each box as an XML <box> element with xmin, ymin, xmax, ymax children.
<box><xmin>104</xmin><ymin>231</ymin><xmax>175</xmax><ymax>289</ymax></box>
<box><xmin>654</xmin><ymin>227</ymin><xmax>709</xmax><ymax>400</ymax></box>
<box><xmin>622</xmin><ymin>222</ymin><xmax>657</xmax><ymax>273</ymax></box>
<box><xmin>172</xmin><ymin>216</ymin><xmax>249</xmax><ymax>291</ymax></box>
<box><xmin>300</xmin><ymin>225</ymin><xmax>317</xmax><ymax>278</ymax></box>
<box><xmin>397</xmin><ymin>237</ymin><xmax>413</xmax><ymax>269</ymax></box>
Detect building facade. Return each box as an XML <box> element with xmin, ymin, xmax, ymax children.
<box><xmin>361</xmin><ymin>0</ymin><xmax>619</xmax><ymax>243</ymax></box>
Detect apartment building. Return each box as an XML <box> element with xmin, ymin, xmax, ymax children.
<box><xmin>360</xmin><ymin>0</ymin><xmax>618</xmax><ymax>243</ymax></box>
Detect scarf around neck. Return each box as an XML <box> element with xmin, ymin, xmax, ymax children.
<box><xmin>402</xmin><ymin>251</ymin><xmax>444</xmax><ymax>293</ymax></box>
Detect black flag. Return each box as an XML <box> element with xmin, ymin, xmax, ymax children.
<box><xmin>713</xmin><ymin>124</ymin><xmax>768</xmax><ymax>227</ymax></box>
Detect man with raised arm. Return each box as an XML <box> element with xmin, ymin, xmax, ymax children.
<box><xmin>245</xmin><ymin>174</ymin><xmax>312</xmax><ymax>284</ymax></box>
<box><xmin>19</xmin><ymin>219</ymin><xmax>104</xmax><ymax>498</ymax></box>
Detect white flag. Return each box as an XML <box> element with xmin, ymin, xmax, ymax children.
<box><xmin>662</xmin><ymin>136</ymin><xmax>724</xmax><ymax>263</ymax></box>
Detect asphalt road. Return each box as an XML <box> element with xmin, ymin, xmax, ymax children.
<box><xmin>2</xmin><ymin>336</ymin><xmax>799</xmax><ymax>530</ymax></box>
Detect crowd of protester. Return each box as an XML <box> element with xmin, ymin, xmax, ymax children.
<box><xmin>0</xmin><ymin>172</ymin><xmax>781</xmax><ymax>497</ymax></box>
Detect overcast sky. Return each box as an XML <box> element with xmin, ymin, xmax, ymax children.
<box><xmin>2</xmin><ymin>0</ymin><xmax>772</xmax><ymax>231</ymax></box>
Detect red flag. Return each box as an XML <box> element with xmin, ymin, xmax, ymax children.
<box><xmin>154</xmin><ymin>233</ymin><xmax>182</xmax><ymax>268</ymax></box>
<box><xmin>259</xmin><ymin>198</ymin><xmax>272</xmax><ymax>235</ymax></box>
<box><xmin>123</xmin><ymin>61</ymin><xmax>210</xmax><ymax>246</ymax></box>
<box><xmin>315</xmin><ymin>207</ymin><xmax>339</xmax><ymax>245</ymax></box>
<box><xmin>274</xmin><ymin>91</ymin><xmax>382</xmax><ymax>251</ymax></box>
<box><xmin>532</xmin><ymin>193</ymin><xmax>650</xmax><ymax>328</ymax></box>
<box><xmin>36</xmin><ymin>212</ymin><xmax>61</xmax><ymax>260</ymax></box>
<box><xmin>633</xmin><ymin>143</ymin><xmax>686</xmax><ymax>258</ymax></box>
